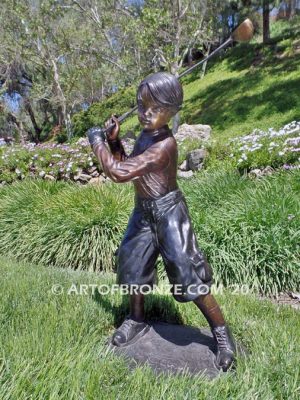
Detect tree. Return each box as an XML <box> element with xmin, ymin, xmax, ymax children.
<box><xmin>263</xmin><ymin>0</ymin><xmax>270</xmax><ymax>43</ymax></box>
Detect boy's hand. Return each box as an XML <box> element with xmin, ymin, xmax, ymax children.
<box><xmin>87</xmin><ymin>127</ymin><xmax>106</xmax><ymax>146</ymax></box>
<box><xmin>105</xmin><ymin>115</ymin><xmax>120</xmax><ymax>141</ymax></box>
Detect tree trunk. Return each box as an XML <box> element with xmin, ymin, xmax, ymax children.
<box><xmin>201</xmin><ymin>43</ymin><xmax>211</xmax><ymax>79</ymax></box>
<box><xmin>51</xmin><ymin>59</ymin><xmax>72</xmax><ymax>139</ymax></box>
<box><xmin>24</xmin><ymin>99</ymin><xmax>42</xmax><ymax>142</ymax></box>
<box><xmin>7</xmin><ymin>111</ymin><xmax>28</xmax><ymax>143</ymax></box>
<box><xmin>288</xmin><ymin>0</ymin><xmax>297</xmax><ymax>19</ymax></box>
<box><xmin>263</xmin><ymin>0</ymin><xmax>270</xmax><ymax>44</ymax></box>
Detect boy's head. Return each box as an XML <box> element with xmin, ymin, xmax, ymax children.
<box><xmin>137</xmin><ymin>72</ymin><xmax>183</xmax><ymax>131</ymax></box>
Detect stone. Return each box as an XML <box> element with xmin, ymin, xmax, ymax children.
<box><xmin>177</xmin><ymin>170</ymin><xmax>194</xmax><ymax>179</ymax></box>
<box><xmin>249</xmin><ymin>167</ymin><xmax>274</xmax><ymax>179</ymax></box>
<box><xmin>108</xmin><ymin>322</ymin><xmax>246</xmax><ymax>378</ymax></box>
<box><xmin>175</xmin><ymin>124</ymin><xmax>212</xmax><ymax>144</ymax></box>
<box><xmin>88</xmin><ymin>166</ymin><xmax>97</xmax><ymax>174</ymax></box>
<box><xmin>91</xmin><ymin>170</ymin><xmax>100</xmax><ymax>178</ymax></box>
<box><xmin>179</xmin><ymin>160</ymin><xmax>188</xmax><ymax>171</ymax></box>
<box><xmin>186</xmin><ymin>149</ymin><xmax>207</xmax><ymax>171</ymax></box>
<box><xmin>249</xmin><ymin>168</ymin><xmax>262</xmax><ymax>178</ymax></box>
<box><xmin>122</xmin><ymin>139</ymin><xmax>135</xmax><ymax>155</ymax></box>
<box><xmin>89</xmin><ymin>176</ymin><xmax>106</xmax><ymax>185</ymax></box>
<box><xmin>74</xmin><ymin>173</ymin><xmax>92</xmax><ymax>182</ymax></box>
<box><xmin>262</xmin><ymin>166</ymin><xmax>274</xmax><ymax>176</ymax></box>
<box><xmin>44</xmin><ymin>174</ymin><xmax>55</xmax><ymax>181</ymax></box>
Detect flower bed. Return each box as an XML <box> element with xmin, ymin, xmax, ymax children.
<box><xmin>0</xmin><ymin>138</ymin><xmax>99</xmax><ymax>184</ymax></box>
<box><xmin>227</xmin><ymin>121</ymin><xmax>300</xmax><ymax>171</ymax></box>
<box><xmin>0</xmin><ymin>136</ymin><xmax>137</xmax><ymax>184</ymax></box>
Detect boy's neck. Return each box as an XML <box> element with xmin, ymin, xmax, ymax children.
<box><xmin>142</xmin><ymin>124</ymin><xmax>170</xmax><ymax>136</ymax></box>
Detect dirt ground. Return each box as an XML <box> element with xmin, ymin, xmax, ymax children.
<box><xmin>259</xmin><ymin>292</ymin><xmax>300</xmax><ymax>311</ymax></box>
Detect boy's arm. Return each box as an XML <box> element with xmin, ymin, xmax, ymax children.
<box><xmin>106</xmin><ymin>137</ymin><xmax>128</xmax><ymax>161</ymax></box>
<box><xmin>104</xmin><ymin>115</ymin><xmax>128</xmax><ymax>161</ymax></box>
<box><xmin>92</xmin><ymin>139</ymin><xmax>169</xmax><ymax>183</ymax></box>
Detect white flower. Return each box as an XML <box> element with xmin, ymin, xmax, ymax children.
<box><xmin>278</xmin><ymin>151</ymin><xmax>285</xmax><ymax>156</ymax></box>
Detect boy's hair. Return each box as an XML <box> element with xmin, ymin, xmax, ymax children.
<box><xmin>137</xmin><ymin>72</ymin><xmax>183</xmax><ymax>116</ymax></box>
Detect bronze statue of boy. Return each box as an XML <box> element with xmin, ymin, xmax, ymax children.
<box><xmin>87</xmin><ymin>72</ymin><xmax>236</xmax><ymax>372</ymax></box>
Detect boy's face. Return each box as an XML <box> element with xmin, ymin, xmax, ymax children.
<box><xmin>137</xmin><ymin>96</ymin><xmax>174</xmax><ymax>131</ymax></box>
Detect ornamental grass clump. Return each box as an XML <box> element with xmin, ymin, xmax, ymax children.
<box><xmin>0</xmin><ymin>168</ymin><xmax>299</xmax><ymax>295</ymax></box>
<box><xmin>183</xmin><ymin>168</ymin><xmax>300</xmax><ymax>295</ymax></box>
<box><xmin>0</xmin><ymin>180</ymin><xmax>132</xmax><ymax>271</ymax></box>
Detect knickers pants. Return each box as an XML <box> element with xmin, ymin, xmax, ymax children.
<box><xmin>115</xmin><ymin>189</ymin><xmax>214</xmax><ymax>302</ymax></box>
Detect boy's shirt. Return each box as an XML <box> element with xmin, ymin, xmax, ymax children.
<box><xmin>93</xmin><ymin>125</ymin><xmax>178</xmax><ymax>199</ymax></box>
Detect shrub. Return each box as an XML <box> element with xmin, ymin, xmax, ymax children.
<box><xmin>0</xmin><ymin>168</ymin><xmax>299</xmax><ymax>295</ymax></box>
<box><xmin>183</xmin><ymin>169</ymin><xmax>300</xmax><ymax>295</ymax></box>
<box><xmin>72</xmin><ymin>86</ymin><xmax>136</xmax><ymax>137</ymax></box>
<box><xmin>0</xmin><ymin>180</ymin><xmax>133</xmax><ymax>272</ymax></box>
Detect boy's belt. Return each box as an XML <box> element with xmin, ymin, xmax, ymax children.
<box><xmin>135</xmin><ymin>189</ymin><xmax>183</xmax><ymax>213</ymax></box>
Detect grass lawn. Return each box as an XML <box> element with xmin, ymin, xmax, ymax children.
<box><xmin>1</xmin><ymin>257</ymin><xmax>299</xmax><ymax>399</ymax></box>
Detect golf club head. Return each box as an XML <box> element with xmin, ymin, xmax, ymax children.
<box><xmin>232</xmin><ymin>18</ymin><xmax>254</xmax><ymax>42</ymax></box>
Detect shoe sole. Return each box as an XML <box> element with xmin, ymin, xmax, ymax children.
<box><xmin>111</xmin><ymin>323</ymin><xmax>151</xmax><ymax>348</ymax></box>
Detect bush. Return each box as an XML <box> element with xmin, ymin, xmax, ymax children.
<box><xmin>0</xmin><ymin>180</ymin><xmax>133</xmax><ymax>272</ymax></box>
<box><xmin>72</xmin><ymin>86</ymin><xmax>137</xmax><ymax>137</ymax></box>
<box><xmin>183</xmin><ymin>169</ymin><xmax>300</xmax><ymax>295</ymax></box>
<box><xmin>0</xmin><ymin>168</ymin><xmax>299</xmax><ymax>295</ymax></box>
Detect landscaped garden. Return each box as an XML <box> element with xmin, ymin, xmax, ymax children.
<box><xmin>0</xmin><ymin>5</ymin><xmax>299</xmax><ymax>399</ymax></box>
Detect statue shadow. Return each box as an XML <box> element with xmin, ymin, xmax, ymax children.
<box><xmin>149</xmin><ymin>322</ymin><xmax>217</xmax><ymax>353</ymax></box>
<box><xmin>92</xmin><ymin>291</ymin><xmax>185</xmax><ymax>328</ymax></box>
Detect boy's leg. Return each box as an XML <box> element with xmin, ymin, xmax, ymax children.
<box><xmin>193</xmin><ymin>293</ymin><xmax>225</xmax><ymax>328</ymax></box>
<box><xmin>156</xmin><ymin>194</ymin><xmax>236</xmax><ymax>371</ymax></box>
<box><xmin>111</xmin><ymin>207</ymin><xmax>157</xmax><ymax>347</ymax></box>
<box><xmin>194</xmin><ymin>293</ymin><xmax>236</xmax><ymax>372</ymax></box>
<box><xmin>130</xmin><ymin>291</ymin><xmax>145</xmax><ymax>322</ymax></box>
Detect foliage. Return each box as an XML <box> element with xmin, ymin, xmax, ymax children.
<box><xmin>183</xmin><ymin>168</ymin><xmax>300</xmax><ymax>295</ymax></box>
<box><xmin>207</xmin><ymin>121</ymin><xmax>300</xmax><ymax>171</ymax></box>
<box><xmin>0</xmin><ymin>140</ymin><xmax>98</xmax><ymax>183</ymax></box>
<box><xmin>71</xmin><ymin>17</ymin><xmax>300</xmax><ymax>151</ymax></box>
<box><xmin>0</xmin><ymin>180</ymin><xmax>133</xmax><ymax>271</ymax></box>
<box><xmin>72</xmin><ymin>86</ymin><xmax>137</xmax><ymax>137</ymax></box>
<box><xmin>0</xmin><ymin>169</ymin><xmax>299</xmax><ymax>295</ymax></box>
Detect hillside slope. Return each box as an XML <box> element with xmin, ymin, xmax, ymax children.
<box><xmin>74</xmin><ymin>18</ymin><xmax>300</xmax><ymax>146</ymax></box>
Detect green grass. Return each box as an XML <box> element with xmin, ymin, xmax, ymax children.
<box><xmin>0</xmin><ymin>256</ymin><xmax>299</xmax><ymax>399</ymax></box>
<box><xmin>0</xmin><ymin>180</ymin><xmax>133</xmax><ymax>272</ymax></box>
<box><xmin>0</xmin><ymin>168</ymin><xmax>299</xmax><ymax>295</ymax></box>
